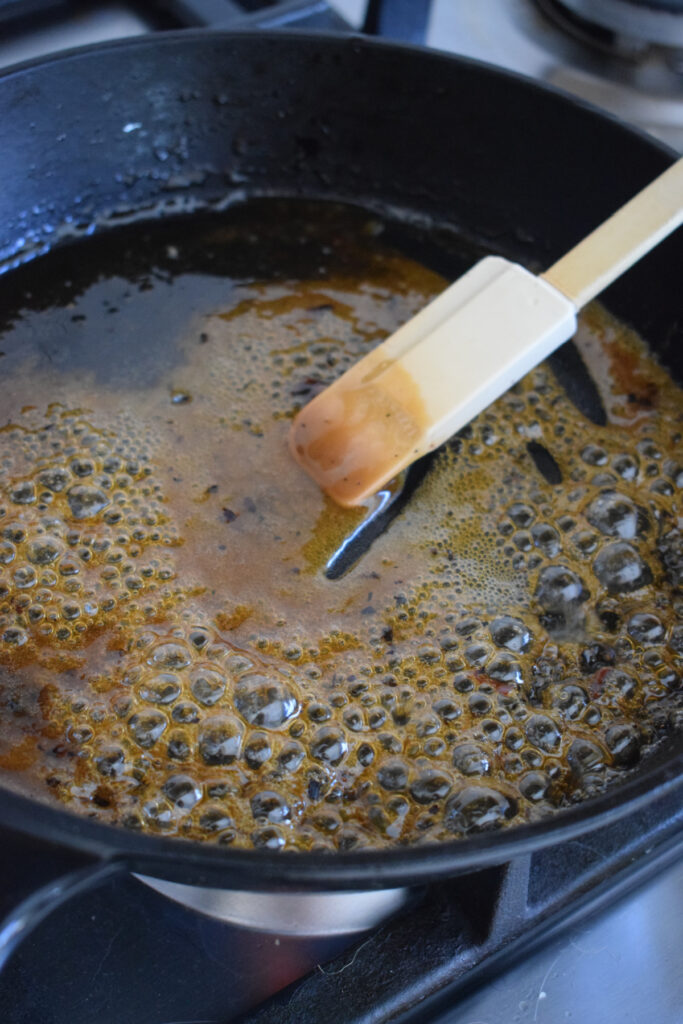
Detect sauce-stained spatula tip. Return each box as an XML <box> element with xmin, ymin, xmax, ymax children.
<box><xmin>290</xmin><ymin>157</ymin><xmax>683</xmax><ymax>507</ymax></box>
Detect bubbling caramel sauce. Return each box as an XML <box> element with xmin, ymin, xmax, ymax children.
<box><xmin>0</xmin><ymin>200</ymin><xmax>680</xmax><ymax>852</ymax></box>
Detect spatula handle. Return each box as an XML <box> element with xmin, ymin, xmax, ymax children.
<box><xmin>541</xmin><ymin>156</ymin><xmax>683</xmax><ymax>309</ymax></box>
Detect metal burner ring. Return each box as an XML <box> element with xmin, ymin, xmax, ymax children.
<box><xmin>134</xmin><ymin>874</ymin><xmax>409</xmax><ymax>936</ymax></box>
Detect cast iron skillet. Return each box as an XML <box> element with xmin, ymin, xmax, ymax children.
<box><xmin>0</xmin><ymin>31</ymin><xmax>681</xmax><ymax>922</ymax></box>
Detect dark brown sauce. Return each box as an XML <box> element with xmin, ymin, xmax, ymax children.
<box><xmin>0</xmin><ymin>200</ymin><xmax>680</xmax><ymax>852</ymax></box>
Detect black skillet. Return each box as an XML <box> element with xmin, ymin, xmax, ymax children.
<box><xmin>0</xmin><ymin>30</ymin><xmax>681</xmax><ymax>952</ymax></box>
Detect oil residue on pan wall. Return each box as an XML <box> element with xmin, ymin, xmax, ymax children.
<box><xmin>0</xmin><ymin>200</ymin><xmax>680</xmax><ymax>852</ymax></box>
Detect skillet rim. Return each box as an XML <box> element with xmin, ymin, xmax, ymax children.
<box><xmin>0</xmin><ymin>25</ymin><xmax>679</xmax><ymax>161</ymax></box>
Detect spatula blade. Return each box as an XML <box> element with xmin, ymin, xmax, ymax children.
<box><xmin>290</xmin><ymin>257</ymin><xmax>576</xmax><ymax>507</ymax></box>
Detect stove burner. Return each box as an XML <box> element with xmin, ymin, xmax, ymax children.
<box><xmin>426</xmin><ymin>0</ymin><xmax>683</xmax><ymax>150</ymax></box>
<box><xmin>134</xmin><ymin>874</ymin><xmax>409</xmax><ymax>935</ymax></box>
<box><xmin>550</xmin><ymin>0</ymin><xmax>683</xmax><ymax>48</ymax></box>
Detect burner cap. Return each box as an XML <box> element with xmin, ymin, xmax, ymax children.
<box><xmin>134</xmin><ymin>874</ymin><xmax>409</xmax><ymax>935</ymax></box>
<box><xmin>553</xmin><ymin>0</ymin><xmax>683</xmax><ymax>47</ymax></box>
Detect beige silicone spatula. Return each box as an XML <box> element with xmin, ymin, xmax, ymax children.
<box><xmin>290</xmin><ymin>157</ymin><xmax>683</xmax><ymax>508</ymax></box>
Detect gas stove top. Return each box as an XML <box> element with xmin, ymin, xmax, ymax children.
<box><xmin>1</xmin><ymin>0</ymin><xmax>682</xmax><ymax>149</ymax></box>
<box><xmin>426</xmin><ymin>0</ymin><xmax>683</xmax><ymax>151</ymax></box>
<box><xmin>0</xmin><ymin>4</ymin><xmax>681</xmax><ymax>1023</ymax></box>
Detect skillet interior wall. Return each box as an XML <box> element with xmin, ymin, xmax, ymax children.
<box><xmin>0</xmin><ymin>31</ymin><xmax>680</xmax><ymax>384</ymax></box>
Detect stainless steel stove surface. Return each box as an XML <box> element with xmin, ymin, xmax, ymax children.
<box><xmin>450</xmin><ymin>856</ymin><xmax>683</xmax><ymax>1024</ymax></box>
<box><xmin>425</xmin><ymin>0</ymin><xmax>683</xmax><ymax>151</ymax></box>
<box><xmin>0</xmin><ymin>3</ymin><xmax>681</xmax><ymax>1023</ymax></box>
